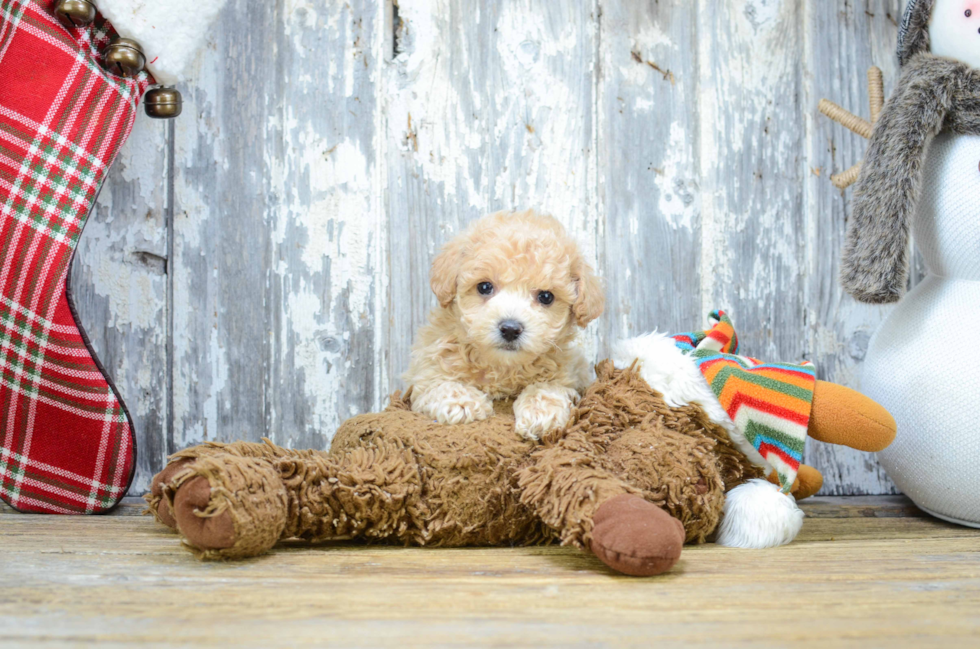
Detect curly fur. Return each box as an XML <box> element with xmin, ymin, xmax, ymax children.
<box><xmin>843</xmin><ymin>54</ymin><xmax>980</xmax><ymax>303</ymax></box>
<box><xmin>518</xmin><ymin>361</ymin><xmax>765</xmax><ymax>549</ymax></box>
<box><xmin>611</xmin><ymin>330</ymin><xmax>772</xmax><ymax>472</ymax></box>
<box><xmin>147</xmin><ymin>365</ymin><xmax>765</xmax><ymax>560</ymax></box>
<box><xmin>405</xmin><ymin>210</ymin><xmax>603</xmax><ymax>439</ymax></box>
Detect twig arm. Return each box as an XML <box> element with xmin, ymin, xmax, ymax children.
<box><xmin>818</xmin><ymin>99</ymin><xmax>873</xmax><ymax>139</ymax></box>
<box><xmin>867</xmin><ymin>66</ymin><xmax>884</xmax><ymax>124</ymax></box>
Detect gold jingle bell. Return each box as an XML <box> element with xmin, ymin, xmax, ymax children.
<box><xmin>102</xmin><ymin>37</ymin><xmax>145</xmax><ymax>78</ymax></box>
<box><xmin>54</xmin><ymin>0</ymin><xmax>97</xmax><ymax>29</ymax></box>
<box><xmin>144</xmin><ymin>87</ymin><xmax>182</xmax><ymax>119</ymax></box>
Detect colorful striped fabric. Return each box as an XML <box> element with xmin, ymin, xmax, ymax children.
<box><xmin>672</xmin><ymin>311</ymin><xmax>815</xmax><ymax>493</ymax></box>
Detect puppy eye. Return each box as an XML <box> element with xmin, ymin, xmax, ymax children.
<box><xmin>477</xmin><ymin>282</ymin><xmax>494</xmax><ymax>296</ymax></box>
<box><xmin>537</xmin><ymin>291</ymin><xmax>555</xmax><ymax>306</ymax></box>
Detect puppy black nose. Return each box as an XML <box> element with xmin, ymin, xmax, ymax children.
<box><xmin>498</xmin><ymin>320</ymin><xmax>524</xmax><ymax>342</ymax></box>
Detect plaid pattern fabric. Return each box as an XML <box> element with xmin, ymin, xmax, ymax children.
<box><xmin>0</xmin><ymin>0</ymin><xmax>149</xmax><ymax>513</ymax></box>
<box><xmin>672</xmin><ymin>311</ymin><xmax>816</xmax><ymax>494</ymax></box>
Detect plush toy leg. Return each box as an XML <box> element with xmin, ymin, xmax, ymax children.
<box><xmin>171</xmin><ymin>475</ymin><xmax>239</xmax><ymax>550</ymax></box>
<box><xmin>519</xmin><ymin>444</ymin><xmax>644</xmax><ymax>542</ymax></box>
<box><xmin>154</xmin><ymin>439</ymin><xmax>424</xmax><ymax>559</ymax></box>
<box><xmin>519</xmin><ymin>430</ymin><xmax>723</xmax><ymax>576</ymax></box>
<box><xmin>808</xmin><ymin>380</ymin><xmax>896</xmax><ymax>452</ymax></box>
<box><xmin>520</xmin><ymin>452</ymin><xmax>684</xmax><ymax>577</ymax></box>
<box><xmin>166</xmin><ymin>453</ymin><xmax>289</xmax><ymax>559</ymax></box>
<box><xmin>767</xmin><ymin>464</ymin><xmax>824</xmax><ymax>500</ymax></box>
<box><xmin>146</xmin><ymin>440</ymin><xmax>285</xmax><ymax>529</ymax></box>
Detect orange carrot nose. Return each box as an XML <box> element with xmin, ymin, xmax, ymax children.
<box><xmin>806</xmin><ymin>381</ymin><xmax>897</xmax><ymax>453</ymax></box>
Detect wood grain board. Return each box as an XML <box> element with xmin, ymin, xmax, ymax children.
<box><xmin>2</xmin><ymin>496</ymin><xmax>979</xmax><ymax>647</ymax></box>
<box><xmin>71</xmin><ymin>0</ymin><xmax>907</xmax><ymax>495</ymax></box>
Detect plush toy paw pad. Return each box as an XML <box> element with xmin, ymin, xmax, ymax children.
<box><xmin>172</xmin><ymin>476</ymin><xmax>237</xmax><ymax>550</ymax></box>
<box><xmin>589</xmin><ymin>494</ymin><xmax>685</xmax><ymax>577</ymax></box>
<box><xmin>149</xmin><ymin>458</ymin><xmax>194</xmax><ymax>528</ymax></box>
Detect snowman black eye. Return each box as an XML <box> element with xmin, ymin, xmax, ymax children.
<box><xmin>477</xmin><ymin>282</ymin><xmax>494</xmax><ymax>296</ymax></box>
<box><xmin>537</xmin><ymin>291</ymin><xmax>555</xmax><ymax>306</ymax></box>
<box><xmin>967</xmin><ymin>9</ymin><xmax>973</xmax><ymax>17</ymax></box>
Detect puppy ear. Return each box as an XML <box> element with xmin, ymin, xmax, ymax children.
<box><xmin>430</xmin><ymin>237</ymin><xmax>465</xmax><ymax>308</ymax></box>
<box><xmin>572</xmin><ymin>262</ymin><xmax>604</xmax><ymax>327</ymax></box>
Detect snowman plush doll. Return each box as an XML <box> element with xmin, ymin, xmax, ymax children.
<box><xmin>843</xmin><ymin>0</ymin><xmax>980</xmax><ymax>526</ymax></box>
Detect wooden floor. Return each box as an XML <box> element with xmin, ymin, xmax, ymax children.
<box><xmin>2</xmin><ymin>497</ymin><xmax>979</xmax><ymax>648</ymax></box>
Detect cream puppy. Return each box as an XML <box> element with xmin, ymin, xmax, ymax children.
<box><xmin>404</xmin><ymin>210</ymin><xmax>604</xmax><ymax>440</ymax></box>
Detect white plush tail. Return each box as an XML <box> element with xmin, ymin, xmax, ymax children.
<box><xmin>715</xmin><ymin>479</ymin><xmax>804</xmax><ymax>548</ymax></box>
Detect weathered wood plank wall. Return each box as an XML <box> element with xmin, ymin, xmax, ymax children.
<box><xmin>804</xmin><ymin>0</ymin><xmax>901</xmax><ymax>494</ymax></box>
<box><xmin>73</xmin><ymin>0</ymin><xmax>904</xmax><ymax>495</ymax></box>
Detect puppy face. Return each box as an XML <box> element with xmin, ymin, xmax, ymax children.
<box><xmin>430</xmin><ymin>210</ymin><xmax>603</xmax><ymax>365</ymax></box>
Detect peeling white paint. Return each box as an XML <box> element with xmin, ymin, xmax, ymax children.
<box><xmin>90</xmin><ymin>257</ymin><xmax>163</xmax><ymax>330</ymax></box>
<box><xmin>285</xmin><ymin>124</ymin><xmax>375</xmax><ymax>316</ymax></box>
<box><xmin>111</xmin><ymin>122</ymin><xmax>168</xmax><ymax>206</ymax></box>
<box><xmin>387</xmin><ymin>0</ymin><xmax>489</xmax><ymax>203</ymax></box>
<box><xmin>743</xmin><ymin>0</ymin><xmax>782</xmax><ymax>30</ymax></box>
<box><xmin>283</xmin><ymin>287</ymin><xmax>338</xmax><ymax>435</ymax></box>
<box><xmin>491</xmin><ymin>2</ymin><xmax>595</xmax><ymax>223</ymax></box>
<box><xmin>81</xmin><ymin>195</ymin><xmax>167</xmax><ymax>332</ymax></box>
<box><xmin>203</xmin><ymin>323</ymin><xmax>230</xmax><ymax>440</ymax></box>
<box><xmin>655</xmin><ymin>121</ymin><xmax>698</xmax><ymax>232</ymax></box>
<box><xmin>83</xmin><ymin>0</ymin><xmax>905</xmax><ymax>497</ymax></box>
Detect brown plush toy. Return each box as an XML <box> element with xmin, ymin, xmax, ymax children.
<box><xmin>147</xmin><ymin>355</ymin><xmax>894</xmax><ymax>576</ymax></box>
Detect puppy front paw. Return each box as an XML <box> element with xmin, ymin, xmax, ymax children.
<box><xmin>412</xmin><ymin>382</ymin><xmax>494</xmax><ymax>425</ymax></box>
<box><xmin>514</xmin><ymin>383</ymin><xmax>579</xmax><ymax>441</ymax></box>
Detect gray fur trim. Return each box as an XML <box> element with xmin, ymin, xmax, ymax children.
<box><xmin>843</xmin><ymin>54</ymin><xmax>980</xmax><ymax>303</ymax></box>
<box><xmin>897</xmin><ymin>0</ymin><xmax>934</xmax><ymax>66</ymax></box>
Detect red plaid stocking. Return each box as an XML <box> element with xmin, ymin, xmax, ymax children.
<box><xmin>0</xmin><ymin>0</ymin><xmax>151</xmax><ymax>513</ymax></box>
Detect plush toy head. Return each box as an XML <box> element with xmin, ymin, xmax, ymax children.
<box><xmin>900</xmin><ymin>0</ymin><xmax>980</xmax><ymax>68</ymax></box>
<box><xmin>429</xmin><ymin>210</ymin><xmax>603</xmax><ymax>364</ymax></box>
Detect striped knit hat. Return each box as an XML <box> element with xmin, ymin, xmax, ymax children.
<box><xmin>672</xmin><ymin>312</ymin><xmax>816</xmax><ymax>493</ymax></box>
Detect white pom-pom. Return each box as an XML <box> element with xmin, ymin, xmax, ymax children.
<box><xmin>715</xmin><ymin>479</ymin><xmax>804</xmax><ymax>548</ymax></box>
